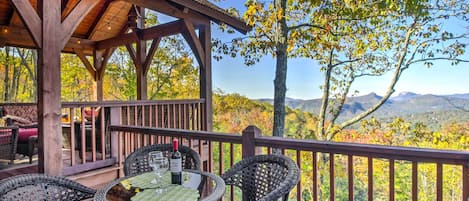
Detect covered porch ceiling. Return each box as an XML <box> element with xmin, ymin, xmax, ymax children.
<box><xmin>0</xmin><ymin>0</ymin><xmax>250</xmax><ymax>54</ymax></box>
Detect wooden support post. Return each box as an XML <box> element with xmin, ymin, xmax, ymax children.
<box><xmin>14</xmin><ymin>0</ymin><xmax>98</xmax><ymax>175</ymax></box>
<box><xmin>199</xmin><ymin>22</ymin><xmax>212</xmax><ymax>131</ymax></box>
<box><xmin>463</xmin><ymin>164</ymin><xmax>469</xmax><ymax>201</ymax></box>
<box><xmin>242</xmin><ymin>126</ymin><xmax>261</xmax><ymax>158</ymax></box>
<box><xmin>110</xmin><ymin>107</ymin><xmax>122</xmax><ymax>176</ymax></box>
<box><xmin>135</xmin><ymin>7</ymin><xmax>147</xmax><ymax>100</ymax></box>
<box><xmin>37</xmin><ymin>0</ymin><xmax>63</xmax><ymax>175</ymax></box>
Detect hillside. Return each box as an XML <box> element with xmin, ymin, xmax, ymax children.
<box><xmin>259</xmin><ymin>92</ymin><xmax>469</xmax><ymax>128</ymax></box>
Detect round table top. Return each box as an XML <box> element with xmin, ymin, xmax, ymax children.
<box><xmin>94</xmin><ymin>169</ymin><xmax>225</xmax><ymax>201</ymax></box>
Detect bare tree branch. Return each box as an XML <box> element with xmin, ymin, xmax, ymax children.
<box><xmin>334</xmin><ymin>21</ymin><xmax>417</xmax><ymax>135</ymax></box>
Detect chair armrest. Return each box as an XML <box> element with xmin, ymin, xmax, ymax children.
<box><xmin>18</xmin><ymin>123</ymin><xmax>38</xmax><ymax>129</ymax></box>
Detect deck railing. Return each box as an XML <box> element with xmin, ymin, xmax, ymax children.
<box><xmin>61</xmin><ymin>99</ymin><xmax>206</xmax><ymax>175</ymax></box>
<box><xmin>0</xmin><ymin>100</ymin><xmax>206</xmax><ymax>175</ymax></box>
<box><xmin>110</xmin><ymin>125</ymin><xmax>469</xmax><ymax>201</ymax></box>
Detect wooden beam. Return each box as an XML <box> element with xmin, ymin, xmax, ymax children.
<box><xmin>143</xmin><ymin>37</ymin><xmax>161</xmax><ymax>74</ymax></box>
<box><xmin>141</xmin><ymin>20</ymin><xmax>185</xmax><ymax>41</ymax></box>
<box><xmin>182</xmin><ymin>19</ymin><xmax>205</xmax><ymax>68</ymax></box>
<box><xmin>125</xmin><ymin>44</ymin><xmax>139</xmax><ymax>67</ymax></box>
<box><xmin>0</xmin><ymin>25</ymin><xmax>94</xmax><ymax>54</ymax></box>
<box><xmin>168</xmin><ymin>0</ymin><xmax>250</xmax><ymax>34</ymax></box>
<box><xmin>125</xmin><ymin>0</ymin><xmax>184</xmax><ymax>17</ymax></box>
<box><xmin>74</xmin><ymin>48</ymin><xmax>96</xmax><ymax>79</ymax></box>
<box><xmin>96</xmin><ymin>31</ymin><xmax>138</xmax><ymax>50</ymax></box>
<box><xmin>96</xmin><ymin>48</ymin><xmax>115</xmax><ymax>79</ymax></box>
<box><xmin>61</xmin><ymin>0</ymin><xmax>80</xmax><ymax>20</ymax></box>
<box><xmin>60</xmin><ymin>0</ymin><xmax>99</xmax><ymax>49</ymax></box>
<box><xmin>37</xmin><ymin>0</ymin><xmax>63</xmax><ymax>176</ymax></box>
<box><xmin>0</xmin><ymin>38</ymin><xmax>5</xmax><ymax>47</ymax></box>
<box><xmin>11</xmin><ymin>0</ymin><xmax>42</xmax><ymax>47</ymax></box>
<box><xmin>199</xmin><ymin>24</ymin><xmax>212</xmax><ymax>131</ymax></box>
<box><xmin>96</xmin><ymin>20</ymin><xmax>184</xmax><ymax>50</ymax></box>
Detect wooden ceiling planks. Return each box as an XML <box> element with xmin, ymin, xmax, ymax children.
<box><xmin>0</xmin><ymin>0</ymin><xmax>249</xmax><ymax>53</ymax></box>
<box><xmin>88</xmin><ymin>1</ymin><xmax>132</xmax><ymax>41</ymax></box>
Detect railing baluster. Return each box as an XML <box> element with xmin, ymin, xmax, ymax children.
<box><xmin>368</xmin><ymin>157</ymin><xmax>373</xmax><ymax>201</ymax></box>
<box><xmin>118</xmin><ymin>131</ymin><xmax>123</xmax><ymax>176</ymax></box>
<box><xmin>133</xmin><ymin>106</ymin><xmax>138</xmax><ymax>126</ymax></box>
<box><xmin>218</xmin><ymin>142</ymin><xmax>223</xmax><ymax>176</ymax></box>
<box><xmin>100</xmin><ymin>107</ymin><xmax>105</xmax><ymax>160</ymax></box>
<box><xmin>436</xmin><ymin>163</ymin><xmax>442</xmax><ymax>201</ymax></box>
<box><xmin>464</xmin><ymin>164</ymin><xmax>469</xmax><ymax>201</ymax></box>
<box><xmin>390</xmin><ymin>159</ymin><xmax>395</xmax><ymax>201</ymax></box>
<box><xmin>330</xmin><ymin>153</ymin><xmax>335</xmax><ymax>201</ymax></box>
<box><xmin>91</xmin><ymin>107</ymin><xmax>96</xmax><ymax>162</ymax></box>
<box><xmin>80</xmin><ymin>108</ymin><xmax>86</xmax><ymax>164</ymax></box>
<box><xmin>126</xmin><ymin>106</ymin><xmax>130</xmax><ymax>126</ymax></box>
<box><xmin>155</xmin><ymin>105</ymin><xmax>160</xmax><ymax>128</ymax></box>
<box><xmin>208</xmin><ymin>141</ymin><xmax>213</xmax><ymax>172</ymax></box>
<box><xmin>348</xmin><ymin>155</ymin><xmax>354</xmax><ymax>201</ymax></box>
<box><xmin>296</xmin><ymin>150</ymin><xmax>302</xmax><ymax>200</ymax></box>
<box><xmin>141</xmin><ymin>105</ymin><xmax>145</xmax><ymax>127</ymax></box>
<box><xmin>69</xmin><ymin>108</ymin><xmax>75</xmax><ymax>166</ymax></box>
<box><xmin>412</xmin><ymin>162</ymin><xmax>418</xmax><ymax>201</ymax></box>
<box><xmin>312</xmin><ymin>152</ymin><xmax>317</xmax><ymax>201</ymax></box>
<box><xmin>230</xmin><ymin>143</ymin><xmax>234</xmax><ymax>200</ymax></box>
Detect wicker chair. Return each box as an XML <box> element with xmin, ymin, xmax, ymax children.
<box><xmin>221</xmin><ymin>154</ymin><xmax>300</xmax><ymax>201</ymax></box>
<box><xmin>0</xmin><ymin>126</ymin><xmax>18</xmax><ymax>164</ymax></box>
<box><xmin>0</xmin><ymin>174</ymin><xmax>96</xmax><ymax>201</ymax></box>
<box><xmin>124</xmin><ymin>143</ymin><xmax>201</xmax><ymax>176</ymax></box>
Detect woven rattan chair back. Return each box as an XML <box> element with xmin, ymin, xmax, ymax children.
<box><xmin>0</xmin><ymin>174</ymin><xmax>96</xmax><ymax>201</ymax></box>
<box><xmin>124</xmin><ymin>143</ymin><xmax>201</xmax><ymax>176</ymax></box>
<box><xmin>221</xmin><ymin>154</ymin><xmax>300</xmax><ymax>201</ymax></box>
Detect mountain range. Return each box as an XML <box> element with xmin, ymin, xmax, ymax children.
<box><xmin>259</xmin><ymin>92</ymin><xmax>469</xmax><ymax>129</ymax></box>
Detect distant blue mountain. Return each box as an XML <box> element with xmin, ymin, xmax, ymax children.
<box><xmin>258</xmin><ymin>92</ymin><xmax>469</xmax><ymax>126</ymax></box>
<box><xmin>391</xmin><ymin>91</ymin><xmax>419</xmax><ymax>101</ymax></box>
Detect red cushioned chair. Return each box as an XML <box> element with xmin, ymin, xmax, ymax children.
<box><xmin>16</xmin><ymin>128</ymin><xmax>38</xmax><ymax>164</ymax></box>
<box><xmin>0</xmin><ymin>106</ymin><xmax>38</xmax><ymax>164</ymax></box>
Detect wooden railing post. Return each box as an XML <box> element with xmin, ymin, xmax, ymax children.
<box><xmin>242</xmin><ymin>126</ymin><xmax>262</xmax><ymax>158</ymax></box>
<box><xmin>463</xmin><ymin>163</ymin><xmax>469</xmax><ymax>201</ymax></box>
<box><xmin>109</xmin><ymin>106</ymin><xmax>121</xmax><ymax>174</ymax></box>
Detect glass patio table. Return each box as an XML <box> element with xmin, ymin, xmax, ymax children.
<box><xmin>94</xmin><ymin>169</ymin><xmax>225</xmax><ymax>201</ymax></box>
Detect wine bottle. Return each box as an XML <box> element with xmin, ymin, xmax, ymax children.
<box><xmin>170</xmin><ymin>138</ymin><xmax>182</xmax><ymax>185</ymax></box>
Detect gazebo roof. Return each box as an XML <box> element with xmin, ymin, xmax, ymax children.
<box><xmin>0</xmin><ymin>0</ymin><xmax>249</xmax><ymax>54</ymax></box>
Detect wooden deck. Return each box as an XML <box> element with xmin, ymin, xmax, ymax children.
<box><xmin>0</xmin><ymin>164</ymin><xmax>38</xmax><ymax>180</ymax></box>
<box><xmin>0</xmin><ymin>148</ymin><xmax>105</xmax><ymax>180</ymax></box>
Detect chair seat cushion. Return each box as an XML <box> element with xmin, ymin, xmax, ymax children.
<box><xmin>18</xmin><ymin>128</ymin><xmax>37</xmax><ymax>142</ymax></box>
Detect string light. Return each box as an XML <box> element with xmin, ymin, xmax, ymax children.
<box><xmin>77</xmin><ymin>40</ymin><xmax>81</xmax><ymax>44</ymax></box>
<box><xmin>2</xmin><ymin>27</ymin><xmax>8</xmax><ymax>33</ymax></box>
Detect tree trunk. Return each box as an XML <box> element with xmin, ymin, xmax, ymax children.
<box><xmin>272</xmin><ymin>0</ymin><xmax>288</xmax><ymax>141</ymax></box>
<box><xmin>318</xmin><ymin>49</ymin><xmax>334</xmax><ymax>140</ymax></box>
<box><xmin>12</xmin><ymin>64</ymin><xmax>20</xmax><ymax>101</ymax></box>
<box><xmin>3</xmin><ymin>47</ymin><xmax>10</xmax><ymax>102</ymax></box>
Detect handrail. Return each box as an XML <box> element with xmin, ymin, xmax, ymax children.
<box><xmin>110</xmin><ymin>125</ymin><xmax>242</xmax><ymax>144</ymax></box>
<box><xmin>0</xmin><ymin>99</ymin><xmax>205</xmax><ymax>108</ymax></box>
<box><xmin>109</xmin><ymin>125</ymin><xmax>469</xmax><ymax>201</ymax></box>
<box><xmin>62</xmin><ymin>99</ymin><xmax>205</xmax><ymax>108</ymax></box>
<box><xmin>109</xmin><ymin>125</ymin><xmax>469</xmax><ymax>164</ymax></box>
<box><xmin>256</xmin><ymin>136</ymin><xmax>469</xmax><ymax>165</ymax></box>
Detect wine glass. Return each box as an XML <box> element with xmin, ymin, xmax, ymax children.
<box><xmin>148</xmin><ymin>151</ymin><xmax>169</xmax><ymax>184</ymax></box>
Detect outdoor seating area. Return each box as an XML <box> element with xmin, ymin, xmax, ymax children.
<box><xmin>0</xmin><ymin>141</ymin><xmax>300</xmax><ymax>201</ymax></box>
<box><xmin>0</xmin><ymin>105</ymin><xmax>38</xmax><ymax>165</ymax></box>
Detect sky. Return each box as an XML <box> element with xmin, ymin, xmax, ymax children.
<box><xmin>209</xmin><ymin>2</ymin><xmax>469</xmax><ymax>100</ymax></box>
